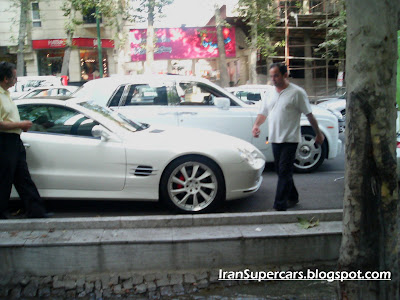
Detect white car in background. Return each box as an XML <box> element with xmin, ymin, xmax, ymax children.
<box><xmin>317</xmin><ymin>93</ymin><xmax>346</xmax><ymax>132</ymax></box>
<box><xmin>9</xmin><ymin>76</ymin><xmax>63</xmax><ymax>99</ymax></box>
<box><xmin>12</xmin><ymin>98</ymin><xmax>265</xmax><ymax>213</ymax></box>
<box><xmin>72</xmin><ymin>75</ymin><xmax>342</xmax><ymax>173</ymax></box>
<box><xmin>17</xmin><ymin>85</ymin><xmax>78</xmax><ymax>99</ymax></box>
<box><xmin>226</xmin><ymin>84</ymin><xmax>274</xmax><ymax>105</ymax></box>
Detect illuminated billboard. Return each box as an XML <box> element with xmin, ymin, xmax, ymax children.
<box><xmin>129</xmin><ymin>27</ymin><xmax>236</xmax><ymax>61</ymax></box>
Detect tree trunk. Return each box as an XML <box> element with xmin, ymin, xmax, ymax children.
<box><xmin>61</xmin><ymin>40</ymin><xmax>72</xmax><ymax>77</ymax></box>
<box><xmin>61</xmin><ymin>6</ymin><xmax>75</xmax><ymax>77</ymax></box>
<box><xmin>249</xmin><ymin>23</ymin><xmax>258</xmax><ymax>84</ymax></box>
<box><xmin>215</xmin><ymin>6</ymin><xmax>229</xmax><ymax>87</ymax></box>
<box><xmin>339</xmin><ymin>0</ymin><xmax>399</xmax><ymax>299</ymax></box>
<box><xmin>249</xmin><ymin>0</ymin><xmax>258</xmax><ymax>84</ymax></box>
<box><xmin>145</xmin><ymin>0</ymin><xmax>155</xmax><ymax>74</ymax></box>
<box><xmin>17</xmin><ymin>0</ymin><xmax>29</xmax><ymax>76</ymax></box>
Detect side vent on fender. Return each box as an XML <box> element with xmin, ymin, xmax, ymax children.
<box><xmin>131</xmin><ymin>165</ymin><xmax>154</xmax><ymax>176</ymax></box>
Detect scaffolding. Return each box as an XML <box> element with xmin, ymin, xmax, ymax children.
<box><xmin>262</xmin><ymin>0</ymin><xmax>344</xmax><ymax>98</ymax></box>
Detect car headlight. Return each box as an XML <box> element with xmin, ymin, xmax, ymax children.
<box><xmin>238</xmin><ymin>147</ymin><xmax>258</xmax><ymax>165</ymax></box>
<box><xmin>327</xmin><ymin>108</ymin><xmax>343</xmax><ymax>121</ymax></box>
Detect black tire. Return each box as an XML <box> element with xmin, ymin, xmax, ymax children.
<box><xmin>160</xmin><ymin>156</ymin><xmax>225</xmax><ymax>213</ymax></box>
<box><xmin>294</xmin><ymin>127</ymin><xmax>327</xmax><ymax>173</ymax></box>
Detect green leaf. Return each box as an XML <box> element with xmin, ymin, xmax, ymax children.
<box><xmin>297</xmin><ymin>217</ymin><xmax>320</xmax><ymax>229</ymax></box>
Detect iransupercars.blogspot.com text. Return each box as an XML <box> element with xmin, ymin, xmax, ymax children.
<box><xmin>218</xmin><ymin>269</ymin><xmax>391</xmax><ymax>282</ymax></box>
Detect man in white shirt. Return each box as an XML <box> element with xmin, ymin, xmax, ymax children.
<box><xmin>0</xmin><ymin>62</ymin><xmax>49</xmax><ymax>219</ymax></box>
<box><xmin>252</xmin><ymin>63</ymin><xmax>324</xmax><ymax>211</ymax></box>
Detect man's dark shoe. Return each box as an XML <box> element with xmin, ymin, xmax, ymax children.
<box><xmin>0</xmin><ymin>213</ymin><xmax>8</xmax><ymax>219</ymax></box>
<box><xmin>273</xmin><ymin>206</ymin><xmax>287</xmax><ymax>211</ymax></box>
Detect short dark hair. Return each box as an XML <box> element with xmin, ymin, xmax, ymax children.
<box><xmin>0</xmin><ymin>61</ymin><xmax>16</xmax><ymax>82</ymax></box>
<box><xmin>269</xmin><ymin>62</ymin><xmax>287</xmax><ymax>75</ymax></box>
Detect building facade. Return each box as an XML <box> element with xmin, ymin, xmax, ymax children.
<box><xmin>0</xmin><ymin>0</ymin><xmax>342</xmax><ymax>95</ymax></box>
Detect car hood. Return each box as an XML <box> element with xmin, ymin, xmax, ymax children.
<box><xmin>318</xmin><ymin>99</ymin><xmax>346</xmax><ymax>111</ymax></box>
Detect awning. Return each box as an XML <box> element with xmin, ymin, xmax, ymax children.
<box><xmin>32</xmin><ymin>38</ymin><xmax>114</xmax><ymax>49</ymax></box>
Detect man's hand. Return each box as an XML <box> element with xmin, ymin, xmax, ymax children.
<box><xmin>315</xmin><ymin>132</ymin><xmax>325</xmax><ymax>145</ymax></box>
<box><xmin>252</xmin><ymin>125</ymin><xmax>261</xmax><ymax>138</ymax></box>
<box><xmin>20</xmin><ymin>120</ymin><xmax>32</xmax><ymax>132</ymax></box>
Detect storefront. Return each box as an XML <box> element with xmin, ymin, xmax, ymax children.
<box><xmin>32</xmin><ymin>38</ymin><xmax>114</xmax><ymax>81</ymax></box>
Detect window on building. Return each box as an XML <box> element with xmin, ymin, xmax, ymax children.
<box><xmin>31</xmin><ymin>2</ymin><xmax>41</xmax><ymax>27</ymax></box>
<box><xmin>83</xmin><ymin>7</ymin><xmax>102</xmax><ymax>24</ymax></box>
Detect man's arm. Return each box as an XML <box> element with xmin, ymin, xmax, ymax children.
<box><xmin>252</xmin><ymin>114</ymin><xmax>267</xmax><ymax>138</ymax></box>
<box><xmin>0</xmin><ymin>120</ymin><xmax>32</xmax><ymax>132</ymax></box>
<box><xmin>306</xmin><ymin>113</ymin><xmax>325</xmax><ymax>144</ymax></box>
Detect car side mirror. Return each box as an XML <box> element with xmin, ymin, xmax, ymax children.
<box><xmin>91</xmin><ymin>125</ymin><xmax>111</xmax><ymax>141</ymax></box>
<box><xmin>214</xmin><ymin>97</ymin><xmax>230</xmax><ymax>110</ymax></box>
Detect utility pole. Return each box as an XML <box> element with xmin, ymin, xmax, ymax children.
<box><xmin>96</xmin><ymin>3</ymin><xmax>103</xmax><ymax>77</ymax></box>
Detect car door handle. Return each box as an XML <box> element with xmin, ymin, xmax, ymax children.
<box><xmin>23</xmin><ymin>143</ymin><xmax>30</xmax><ymax>148</ymax></box>
<box><xmin>178</xmin><ymin>112</ymin><xmax>198</xmax><ymax>115</ymax></box>
<box><xmin>158</xmin><ymin>112</ymin><xmax>177</xmax><ymax>115</ymax></box>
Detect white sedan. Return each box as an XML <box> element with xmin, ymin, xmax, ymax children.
<box><xmin>17</xmin><ymin>85</ymin><xmax>78</xmax><ymax>99</ymax></box>
<box><xmin>11</xmin><ymin>98</ymin><xmax>265</xmax><ymax>213</ymax></box>
<box><xmin>73</xmin><ymin>75</ymin><xmax>342</xmax><ymax>173</ymax></box>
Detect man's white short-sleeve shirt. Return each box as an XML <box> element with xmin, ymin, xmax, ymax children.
<box><xmin>258</xmin><ymin>83</ymin><xmax>312</xmax><ymax>143</ymax></box>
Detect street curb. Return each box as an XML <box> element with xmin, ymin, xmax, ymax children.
<box><xmin>0</xmin><ymin>209</ymin><xmax>343</xmax><ymax>231</ymax></box>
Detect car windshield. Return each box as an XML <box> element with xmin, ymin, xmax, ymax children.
<box><xmin>79</xmin><ymin>101</ymin><xmax>148</xmax><ymax>132</ymax></box>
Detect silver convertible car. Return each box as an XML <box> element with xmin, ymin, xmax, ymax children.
<box><xmin>11</xmin><ymin>98</ymin><xmax>265</xmax><ymax>213</ymax></box>
<box><xmin>72</xmin><ymin>75</ymin><xmax>342</xmax><ymax>173</ymax></box>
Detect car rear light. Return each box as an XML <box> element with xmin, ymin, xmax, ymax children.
<box><xmin>397</xmin><ymin>141</ymin><xmax>400</xmax><ymax>148</ymax></box>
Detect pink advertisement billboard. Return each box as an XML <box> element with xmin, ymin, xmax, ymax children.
<box><xmin>129</xmin><ymin>27</ymin><xmax>236</xmax><ymax>61</ymax></box>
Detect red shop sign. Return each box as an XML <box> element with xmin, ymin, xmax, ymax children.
<box><xmin>32</xmin><ymin>38</ymin><xmax>114</xmax><ymax>49</ymax></box>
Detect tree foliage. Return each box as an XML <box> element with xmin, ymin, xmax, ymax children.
<box><xmin>315</xmin><ymin>0</ymin><xmax>346</xmax><ymax>61</ymax></box>
<box><xmin>236</xmin><ymin>0</ymin><xmax>277</xmax><ymax>83</ymax></box>
<box><xmin>131</xmin><ymin>0</ymin><xmax>173</xmax><ymax>22</ymax></box>
<box><xmin>236</xmin><ymin>0</ymin><xmax>278</xmax><ymax>58</ymax></box>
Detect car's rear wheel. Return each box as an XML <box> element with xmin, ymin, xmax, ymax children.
<box><xmin>160</xmin><ymin>156</ymin><xmax>224</xmax><ymax>213</ymax></box>
<box><xmin>294</xmin><ymin>127</ymin><xmax>327</xmax><ymax>173</ymax></box>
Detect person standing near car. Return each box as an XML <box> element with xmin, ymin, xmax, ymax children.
<box><xmin>0</xmin><ymin>62</ymin><xmax>49</xmax><ymax>219</ymax></box>
<box><xmin>252</xmin><ymin>63</ymin><xmax>325</xmax><ymax>211</ymax></box>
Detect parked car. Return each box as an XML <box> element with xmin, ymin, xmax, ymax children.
<box><xmin>11</xmin><ymin>98</ymin><xmax>265</xmax><ymax>213</ymax></box>
<box><xmin>317</xmin><ymin>93</ymin><xmax>346</xmax><ymax>132</ymax></box>
<box><xmin>17</xmin><ymin>85</ymin><xmax>78</xmax><ymax>99</ymax></box>
<box><xmin>225</xmin><ymin>84</ymin><xmax>273</xmax><ymax>105</ymax></box>
<box><xmin>9</xmin><ymin>76</ymin><xmax>63</xmax><ymax>99</ymax></box>
<box><xmin>72</xmin><ymin>75</ymin><xmax>342</xmax><ymax>173</ymax></box>
<box><xmin>229</xmin><ymin>84</ymin><xmax>345</xmax><ymax>133</ymax></box>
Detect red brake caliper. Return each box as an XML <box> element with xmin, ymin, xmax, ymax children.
<box><xmin>177</xmin><ymin>175</ymin><xmax>185</xmax><ymax>189</ymax></box>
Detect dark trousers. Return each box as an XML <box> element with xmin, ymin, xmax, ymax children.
<box><xmin>0</xmin><ymin>132</ymin><xmax>46</xmax><ymax>217</ymax></box>
<box><xmin>272</xmin><ymin>143</ymin><xmax>299</xmax><ymax>210</ymax></box>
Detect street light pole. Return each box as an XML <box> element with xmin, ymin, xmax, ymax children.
<box><xmin>96</xmin><ymin>3</ymin><xmax>103</xmax><ymax>77</ymax></box>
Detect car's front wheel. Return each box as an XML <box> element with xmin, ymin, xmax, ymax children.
<box><xmin>294</xmin><ymin>127</ymin><xmax>327</xmax><ymax>173</ymax></box>
<box><xmin>160</xmin><ymin>156</ymin><xmax>225</xmax><ymax>213</ymax></box>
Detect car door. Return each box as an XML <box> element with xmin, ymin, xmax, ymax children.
<box><xmin>174</xmin><ymin>81</ymin><xmax>255</xmax><ymax>143</ymax></box>
<box><xmin>109</xmin><ymin>83</ymin><xmax>180</xmax><ymax>126</ymax></box>
<box><xmin>18</xmin><ymin>104</ymin><xmax>126</xmax><ymax>191</ymax></box>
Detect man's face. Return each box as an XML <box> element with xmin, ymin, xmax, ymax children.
<box><xmin>5</xmin><ymin>69</ymin><xmax>17</xmax><ymax>89</ymax></box>
<box><xmin>269</xmin><ymin>66</ymin><xmax>286</xmax><ymax>88</ymax></box>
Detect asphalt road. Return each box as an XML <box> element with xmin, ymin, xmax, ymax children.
<box><xmin>8</xmin><ymin>135</ymin><xmax>345</xmax><ymax>218</ymax></box>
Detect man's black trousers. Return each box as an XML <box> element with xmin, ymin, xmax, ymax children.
<box><xmin>271</xmin><ymin>143</ymin><xmax>299</xmax><ymax>210</ymax></box>
<box><xmin>0</xmin><ymin>132</ymin><xmax>45</xmax><ymax>216</ymax></box>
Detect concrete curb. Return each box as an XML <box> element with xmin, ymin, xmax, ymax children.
<box><xmin>0</xmin><ymin>209</ymin><xmax>343</xmax><ymax>231</ymax></box>
<box><xmin>0</xmin><ymin>210</ymin><xmax>343</xmax><ymax>277</ymax></box>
